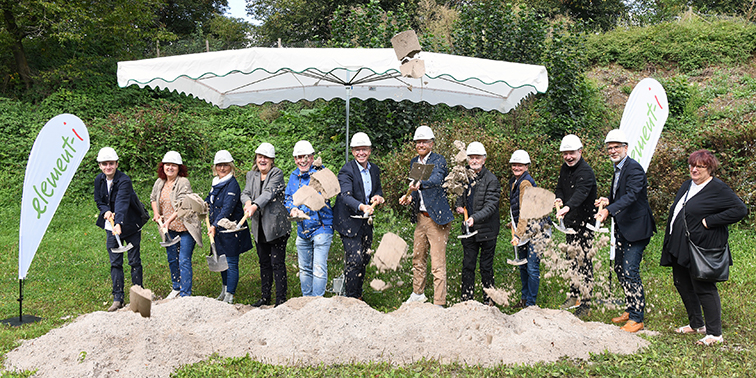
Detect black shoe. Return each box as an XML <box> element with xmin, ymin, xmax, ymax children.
<box><xmin>575</xmin><ymin>304</ymin><xmax>591</xmax><ymax>319</ymax></box>
<box><xmin>251</xmin><ymin>298</ymin><xmax>270</xmax><ymax>307</ymax></box>
<box><xmin>512</xmin><ymin>299</ymin><xmax>526</xmax><ymax>309</ymax></box>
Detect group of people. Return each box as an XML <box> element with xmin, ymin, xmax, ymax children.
<box><xmin>93</xmin><ymin>125</ymin><xmax>746</xmax><ymax>346</ymax></box>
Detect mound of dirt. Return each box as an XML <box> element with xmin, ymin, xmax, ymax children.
<box><xmin>4</xmin><ymin>296</ymin><xmax>649</xmax><ymax>377</ymax></box>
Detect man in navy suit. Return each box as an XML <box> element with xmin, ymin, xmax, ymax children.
<box><xmin>333</xmin><ymin>132</ymin><xmax>384</xmax><ymax>299</ymax></box>
<box><xmin>399</xmin><ymin>126</ymin><xmax>454</xmax><ymax>306</ymax></box>
<box><xmin>595</xmin><ymin>129</ymin><xmax>656</xmax><ymax>333</ymax></box>
<box><xmin>93</xmin><ymin>147</ymin><xmax>146</xmax><ymax>312</ymax></box>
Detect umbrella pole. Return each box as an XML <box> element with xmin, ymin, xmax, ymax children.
<box><xmin>345</xmin><ymin>87</ymin><xmax>350</xmax><ymax>164</ymax></box>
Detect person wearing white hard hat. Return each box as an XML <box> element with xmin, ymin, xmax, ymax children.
<box><xmin>241</xmin><ymin>143</ymin><xmax>292</xmax><ymax>307</ymax></box>
<box><xmin>553</xmin><ymin>134</ymin><xmax>597</xmax><ymax>318</ymax></box>
<box><xmin>454</xmin><ymin>142</ymin><xmax>500</xmax><ymax>305</ymax></box>
<box><xmin>206</xmin><ymin>150</ymin><xmax>253</xmax><ymax>304</ymax></box>
<box><xmin>594</xmin><ymin>129</ymin><xmax>656</xmax><ymax>332</ymax></box>
<box><xmin>149</xmin><ymin>151</ymin><xmax>203</xmax><ymax>299</ymax></box>
<box><xmin>399</xmin><ymin>125</ymin><xmax>454</xmax><ymax>306</ymax></box>
<box><xmin>284</xmin><ymin>140</ymin><xmax>334</xmax><ymax>297</ymax></box>
<box><xmin>93</xmin><ymin>147</ymin><xmax>147</xmax><ymax>312</ymax></box>
<box><xmin>508</xmin><ymin>149</ymin><xmax>551</xmax><ymax>308</ymax></box>
<box><xmin>333</xmin><ymin>132</ymin><xmax>385</xmax><ymax>299</ymax></box>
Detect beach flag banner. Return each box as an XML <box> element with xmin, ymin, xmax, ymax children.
<box><xmin>19</xmin><ymin>114</ymin><xmax>90</xmax><ymax>279</ymax></box>
<box><xmin>611</xmin><ymin>78</ymin><xmax>668</xmax><ymax>260</ymax></box>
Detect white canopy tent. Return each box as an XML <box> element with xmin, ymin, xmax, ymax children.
<box><xmin>117</xmin><ymin>48</ymin><xmax>548</xmax><ymax>158</ymax></box>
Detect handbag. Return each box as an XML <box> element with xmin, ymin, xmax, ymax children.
<box><xmin>682</xmin><ymin>190</ymin><xmax>731</xmax><ymax>282</ymax></box>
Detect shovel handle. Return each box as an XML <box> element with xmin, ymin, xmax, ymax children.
<box><xmin>205</xmin><ymin>214</ymin><xmax>216</xmax><ymax>243</ymax></box>
<box><xmin>236</xmin><ymin>213</ymin><xmax>249</xmax><ymax>228</ymax></box>
<box><xmin>596</xmin><ymin>203</ymin><xmax>605</xmax><ymax>225</ymax></box>
<box><xmin>463</xmin><ymin>207</ymin><xmax>469</xmax><ymax>221</ymax></box>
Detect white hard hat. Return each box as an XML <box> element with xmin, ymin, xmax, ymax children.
<box><xmin>214</xmin><ymin>150</ymin><xmax>234</xmax><ymax>164</ymax></box>
<box><xmin>350</xmin><ymin>132</ymin><xmax>372</xmax><ymax>147</ymax></box>
<box><xmin>560</xmin><ymin>134</ymin><xmax>583</xmax><ymax>152</ymax></box>
<box><xmin>162</xmin><ymin>151</ymin><xmax>183</xmax><ymax>165</ymax></box>
<box><xmin>604</xmin><ymin>129</ymin><xmax>628</xmax><ymax>144</ymax></box>
<box><xmin>97</xmin><ymin>147</ymin><xmax>119</xmax><ymax>162</ymax></box>
<box><xmin>255</xmin><ymin>143</ymin><xmax>276</xmax><ymax>158</ymax></box>
<box><xmin>292</xmin><ymin>140</ymin><xmax>315</xmax><ymax>156</ymax></box>
<box><xmin>466</xmin><ymin>141</ymin><xmax>487</xmax><ymax>156</ymax></box>
<box><xmin>509</xmin><ymin>149</ymin><xmax>531</xmax><ymax>164</ymax></box>
<box><xmin>413</xmin><ymin>125</ymin><xmax>435</xmax><ymax>140</ymax></box>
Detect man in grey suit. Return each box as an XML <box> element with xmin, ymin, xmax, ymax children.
<box><xmin>595</xmin><ymin>129</ymin><xmax>656</xmax><ymax>333</ymax></box>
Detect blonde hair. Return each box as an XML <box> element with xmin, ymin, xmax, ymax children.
<box><xmin>212</xmin><ymin>162</ymin><xmax>236</xmax><ymax>177</ymax></box>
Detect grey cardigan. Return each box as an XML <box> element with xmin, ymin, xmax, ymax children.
<box><xmin>240</xmin><ymin>166</ymin><xmax>292</xmax><ymax>243</ymax></box>
<box><xmin>150</xmin><ymin>176</ymin><xmax>203</xmax><ymax>248</ymax></box>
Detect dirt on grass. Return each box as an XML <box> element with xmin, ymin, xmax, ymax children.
<box><xmin>4</xmin><ymin>295</ymin><xmax>650</xmax><ymax>377</ymax></box>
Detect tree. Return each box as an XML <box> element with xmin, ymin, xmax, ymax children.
<box><xmin>249</xmin><ymin>0</ymin><xmax>419</xmax><ymax>46</ymax></box>
<box><xmin>1</xmin><ymin>0</ymin><xmax>164</xmax><ymax>90</ymax></box>
<box><xmin>157</xmin><ymin>0</ymin><xmax>229</xmax><ymax>37</ymax></box>
<box><xmin>528</xmin><ymin>0</ymin><xmax>627</xmax><ymax>31</ymax></box>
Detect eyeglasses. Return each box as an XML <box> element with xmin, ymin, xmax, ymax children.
<box><xmin>415</xmin><ymin>140</ymin><xmax>432</xmax><ymax>145</ymax></box>
<box><xmin>606</xmin><ymin>145</ymin><xmax>626</xmax><ymax>152</ymax></box>
<box><xmin>689</xmin><ymin>164</ymin><xmax>707</xmax><ymax>170</ymax></box>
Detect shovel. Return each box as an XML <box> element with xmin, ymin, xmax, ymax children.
<box><xmin>205</xmin><ymin>214</ymin><xmax>228</xmax><ymax>272</ymax></box>
<box><xmin>399</xmin><ymin>162</ymin><xmax>434</xmax><ymax>203</ymax></box>
<box><xmin>506</xmin><ymin>212</ymin><xmax>527</xmax><ymax>266</ymax></box>
<box><xmin>586</xmin><ymin>203</ymin><xmax>609</xmax><ymax>233</ymax></box>
<box><xmin>553</xmin><ymin>203</ymin><xmax>576</xmax><ymax>234</ymax></box>
<box><xmin>157</xmin><ymin>218</ymin><xmax>180</xmax><ymax>247</ymax></box>
<box><xmin>220</xmin><ymin>213</ymin><xmax>248</xmax><ymax>233</ymax></box>
<box><xmin>108</xmin><ymin>218</ymin><xmax>133</xmax><ymax>253</ymax></box>
<box><xmin>457</xmin><ymin>207</ymin><xmax>478</xmax><ymax>239</ymax></box>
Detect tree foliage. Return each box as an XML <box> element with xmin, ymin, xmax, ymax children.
<box><xmin>528</xmin><ymin>0</ymin><xmax>627</xmax><ymax>31</ymax></box>
<box><xmin>157</xmin><ymin>0</ymin><xmax>229</xmax><ymax>37</ymax></box>
<box><xmin>248</xmin><ymin>0</ymin><xmax>418</xmax><ymax>46</ymax></box>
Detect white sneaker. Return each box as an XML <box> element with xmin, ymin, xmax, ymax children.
<box><xmin>216</xmin><ymin>285</ymin><xmax>227</xmax><ymax>301</ymax></box>
<box><xmin>405</xmin><ymin>292</ymin><xmax>427</xmax><ymax>303</ymax></box>
<box><xmin>223</xmin><ymin>293</ymin><xmax>234</xmax><ymax>304</ymax></box>
<box><xmin>166</xmin><ymin>290</ymin><xmax>180</xmax><ymax>299</ymax></box>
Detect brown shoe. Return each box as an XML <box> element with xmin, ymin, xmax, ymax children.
<box><xmin>612</xmin><ymin>312</ymin><xmax>630</xmax><ymax>323</ymax></box>
<box><xmin>620</xmin><ymin>320</ymin><xmax>644</xmax><ymax>333</ymax></box>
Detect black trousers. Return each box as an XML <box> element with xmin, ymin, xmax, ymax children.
<box><xmin>257</xmin><ymin>234</ymin><xmax>289</xmax><ymax>305</ymax></box>
<box><xmin>672</xmin><ymin>260</ymin><xmax>722</xmax><ymax>336</ymax></box>
<box><xmin>566</xmin><ymin>229</ymin><xmax>593</xmax><ymax>301</ymax></box>
<box><xmin>342</xmin><ymin>228</ymin><xmax>373</xmax><ymax>299</ymax></box>
<box><xmin>107</xmin><ymin>230</ymin><xmax>142</xmax><ymax>303</ymax></box>
<box><xmin>461</xmin><ymin>238</ymin><xmax>496</xmax><ymax>302</ymax></box>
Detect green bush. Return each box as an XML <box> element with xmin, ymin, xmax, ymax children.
<box><xmin>585</xmin><ymin>17</ymin><xmax>756</xmax><ymax>72</ymax></box>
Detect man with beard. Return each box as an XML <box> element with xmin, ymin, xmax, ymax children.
<box><xmin>554</xmin><ymin>134</ymin><xmax>597</xmax><ymax>319</ymax></box>
<box><xmin>594</xmin><ymin>129</ymin><xmax>655</xmax><ymax>332</ymax></box>
<box><xmin>399</xmin><ymin>126</ymin><xmax>454</xmax><ymax>307</ymax></box>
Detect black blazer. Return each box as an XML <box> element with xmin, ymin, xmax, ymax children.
<box><xmin>94</xmin><ymin>170</ymin><xmax>145</xmax><ymax>238</ymax></box>
<box><xmin>554</xmin><ymin>157</ymin><xmax>597</xmax><ymax>229</ymax></box>
<box><xmin>660</xmin><ymin>177</ymin><xmax>747</xmax><ymax>268</ymax></box>
<box><xmin>606</xmin><ymin>157</ymin><xmax>656</xmax><ymax>242</ymax></box>
<box><xmin>333</xmin><ymin>160</ymin><xmax>383</xmax><ymax>238</ymax></box>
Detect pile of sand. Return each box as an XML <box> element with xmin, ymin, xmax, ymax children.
<box><xmin>4</xmin><ymin>296</ymin><xmax>649</xmax><ymax>377</ymax></box>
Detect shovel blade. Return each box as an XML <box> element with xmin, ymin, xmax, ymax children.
<box><xmin>507</xmin><ymin>258</ymin><xmax>528</xmax><ymax>266</ymax></box>
<box><xmin>220</xmin><ymin>226</ymin><xmax>248</xmax><ymax>233</ymax></box>
<box><xmin>457</xmin><ymin>230</ymin><xmax>478</xmax><ymax>239</ymax></box>
<box><xmin>207</xmin><ymin>253</ymin><xmax>228</xmax><ymax>272</ymax></box>
<box><xmin>112</xmin><ymin>243</ymin><xmax>133</xmax><ymax>254</ymax></box>
<box><xmin>159</xmin><ymin>236</ymin><xmax>181</xmax><ymax>247</ymax></box>
<box><xmin>554</xmin><ymin>225</ymin><xmax>577</xmax><ymax>234</ymax></box>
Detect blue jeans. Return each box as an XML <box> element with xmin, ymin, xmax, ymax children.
<box><xmin>296</xmin><ymin>232</ymin><xmax>333</xmax><ymax>296</ymax></box>
<box><xmin>517</xmin><ymin>241</ymin><xmax>540</xmax><ymax>306</ymax></box>
<box><xmin>220</xmin><ymin>255</ymin><xmax>240</xmax><ymax>294</ymax></box>
<box><xmin>166</xmin><ymin>230</ymin><xmax>196</xmax><ymax>297</ymax></box>
<box><xmin>614</xmin><ymin>234</ymin><xmax>648</xmax><ymax>323</ymax></box>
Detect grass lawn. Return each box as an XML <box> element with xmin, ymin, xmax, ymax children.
<box><xmin>1</xmin><ymin>195</ymin><xmax>754</xmax><ymax>377</ymax></box>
